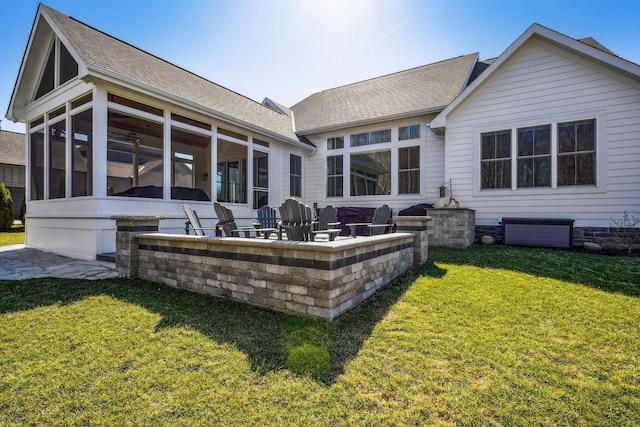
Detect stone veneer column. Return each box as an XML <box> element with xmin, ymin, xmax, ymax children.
<box><xmin>112</xmin><ymin>216</ymin><xmax>163</xmax><ymax>278</ymax></box>
<box><xmin>425</xmin><ymin>208</ymin><xmax>476</xmax><ymax>248</ymax></box>
<box><xmin>395</xmin><ymin>216</ymin><xmax>431</xmax><ymax>266</ymax></box>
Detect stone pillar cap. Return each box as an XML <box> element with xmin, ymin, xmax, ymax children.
<box><xmin>111</xmin><ymin>215</ymin><xmax>165</xmax><ymax>220</ymax></box>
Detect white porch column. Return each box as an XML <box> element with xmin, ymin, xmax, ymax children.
<box><xmin>92</xmin><ymin>87</ymin><xmax>108</xmax><ymax>198</ymax></box>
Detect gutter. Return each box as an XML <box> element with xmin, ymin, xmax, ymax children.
<box><xmin>85</xmin><ymin>65</ymin><xmax>313</xmax><ymax>151</ymax></box>
<box><xmin>295</xmin><ymin>106</ymin><xmax>446</xmax><ymax>135</ymax></box>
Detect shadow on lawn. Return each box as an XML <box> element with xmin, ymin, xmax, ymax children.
<box><xmin>0</xmin><ymin>265</ymin><xmax>439</xmax><ymax>384</ymax></box>
<box><xmin>429</xmin><ymin>245</ymin><xmax>640</xmax><ymax>298</ymax></box>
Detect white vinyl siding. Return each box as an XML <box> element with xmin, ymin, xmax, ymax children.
<box><xmin>444</xmin><ymin>38</ymin><xmax>640</xmax><ymax>228</ymax></box>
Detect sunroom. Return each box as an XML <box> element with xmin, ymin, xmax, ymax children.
<box><xmin>8</xmin><ymin>5</ymin><xmax>310</xmax><ymax>259</ymax></box>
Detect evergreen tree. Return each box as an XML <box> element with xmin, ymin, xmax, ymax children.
<box><xmin>0</xmin><ymin>183</ymin><xmax>14</xmax><ymax>230</ymax></box>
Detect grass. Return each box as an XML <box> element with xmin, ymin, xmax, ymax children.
<box><xmin>0</xmin><ymin>245</ymin><xmax>639</xmax><ymax>425</ymax></box>
<box><xmin>0</xmin><ymin>228</ymin><xmax>24</xmax><ymax>246</ymax></box>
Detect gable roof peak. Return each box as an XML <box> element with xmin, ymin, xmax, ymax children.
<box><xmin>430</xmin><ymin>23</ymin><xmax>640</xmax><ymax>130</ymax></box>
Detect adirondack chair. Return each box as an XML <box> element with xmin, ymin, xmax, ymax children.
<box><xmin>255</xmin><ymin>206</ymin><xmax>277</xmax><ymax>227</ymax></box>
<box><xmin>346</xmin><ymin>204</ymin><xmax>394</xmax><ymax>237</ymax></box>
<box><xmin>254</xmin><ymin>205</ymin><xmax>279</xmax><ymax>238</ymax></box>
<box><xmin>183</xmin><ymin>204</ymin><xmax>217</xmax><ymax>236</ymax></box>
<box><xmin>213</xmin><ymin>202</ymin><xmax>276</xmax><ymax>238</ymax></box>
<box><xmin>278</xmin><ymin>198</ymin><xmax>313</xmax><ymax>241</ymax></box>
<box><xmin>311</xmin><ymin>205</ymin><xmax>341</xmax><ymax>241</ymax></box>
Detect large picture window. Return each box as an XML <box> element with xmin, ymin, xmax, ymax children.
<box><xmin>290</xmin><ymin>154</ymin><xmax>302</xmax><ymax>197</ymax></box>
<box><xmin>517</xmin><ymin>125</ymin><xmax>550</xmax><ymax>187</ymax></box>
<box><xmin>350</xmin><ymin>151</ymin><xmax>391</xmax><ymax>196</ymax></box>
<box><xmin>327</xmin><ymin>155</ymin><xmax>343</xmax><ymax>197</ymax></box>
<box><xmin>399</xmin><ymin>146</ymin><xmax>420</xmax><ymax>194</ymax></box>
<box><xmin>558</xmin><ymin>119</ymin><xmax>596</xmax><ymax>186</ymax></box>
<box><xmin>481</xmin><ymin>130</ymin><xmax>511</xmax><ymax>189</ymax></box>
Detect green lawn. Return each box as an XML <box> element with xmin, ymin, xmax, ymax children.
<box><xmin>0</xmin><ymin>229</ymin><xmax>24</xmax><ymax>246</ymax></box>
<box><xmin>1</xmin><ymin>245</ymin><xmax>638</xmax><ymax>425</ymax></box>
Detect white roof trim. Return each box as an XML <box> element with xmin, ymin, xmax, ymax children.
<box><xmin>430</xmin><ymin>23</ymin><xmax>640</xmax><ymax>129</ymax></box>
<box><xmin>87</xmin><ymin>65</ymin><xmax>311</xmax><ymax>149</ymax></box>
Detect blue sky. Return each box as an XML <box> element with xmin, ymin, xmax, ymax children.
<box><xmin>1</xmin><ymin>0</ymin><xmax>639</xmax><ymax>134</ymax></box>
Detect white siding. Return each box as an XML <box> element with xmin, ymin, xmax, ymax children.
<box><xmin>445</xmin><ymin>38</ymin><xmax>640</xmax><ymax>227</ymax></box>
<box><xmin>302</xmin><ymin>114</ymin><xmax>444</xmax><ymax>214</ymax></box>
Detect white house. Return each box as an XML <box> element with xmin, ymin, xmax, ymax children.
<box><xmin>5</xmin><ymin>4</ymin><xmax>640</xmax><ymax>259</ymax></box>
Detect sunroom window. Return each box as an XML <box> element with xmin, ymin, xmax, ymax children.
<box><xmin>107</xmin><ymin>110</ymin><xmax>164</xmax><ymax>198</ymax></box>
<box><xmin>34</xmin><ymin>39</ymin><xmax>78</xmax><ymax>101</ymax></box>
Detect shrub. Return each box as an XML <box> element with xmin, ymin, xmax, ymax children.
<box><xmin>286</xmin><ymin>344</ymin><xmax>331</xmax><ymax>379</ymax></box>
<box><xmin>20</xmin><ymin>194</ymin><xmax>26</xmax><ymax>225</ymax></box>
<box><xmin>610</xmin><ymin>210</ymin><xmax>640</xmax><ymax>254</ymax></box>
<box><xmin>0</xmin><ymin>183</ymin><xmax>14</xmax><ymax>230</ymax></box>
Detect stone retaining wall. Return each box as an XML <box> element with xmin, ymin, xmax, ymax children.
<box><xmin>114</xmin><ymin>217</ymin><xmax>430</xmax><ymax>320</ymax></box>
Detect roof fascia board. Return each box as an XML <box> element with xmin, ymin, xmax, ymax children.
<box><xmin>40</xmin><ymin>7</ymin><xmax>89</xmax><ymax>78</ymax></box>
<box><xmin>431</xmin><ymin>23</ymin><xmax>640</xmax><ymax>129</ymax></box>
<box><xmin>6</xmin><ymin>5</ymin><xmax>46</xmax><ymax>121</ymax></box>
<box><xmin>86</xmin><ymin>65</ymin><xmax>311</xmax><ymax>150</ymax></box>
<box><xmin>297</xmin><ymin>106</ymin><xmax>446</xmax><ymax>135</ymax></box>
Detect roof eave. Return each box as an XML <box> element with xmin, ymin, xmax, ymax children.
<box><xmin>431</xmin><ymin>23</ymin><xmax>640</xmax><ymax>129</ymax></box>
<box><xmin>86</xmin><ymin>65</ymin><xmax>311</xmax><ymax>150</ymax></box>
<box><xmin>296</xmin><ymin>106</ymin><xmax>446</xmax><ymax>136</ymax></box>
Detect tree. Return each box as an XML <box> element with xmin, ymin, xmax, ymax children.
<box><xmin>0</xmin><ymin>183</ymin><xmax>14</xmax><ymax>230</ymax></box>
<box><xmin>20</xmin><ymin>194</ymin><xmax>26</xmax><ymax>225</ymax></box>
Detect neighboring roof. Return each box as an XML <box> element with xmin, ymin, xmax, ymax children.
<box><xmin>430</xmin><ymin>23</ymin><xmax>640</xmax><ymax>130</ymax></box>
<box><xmin>468</xmin><ymin>58</ymin><xmax>496</xmax><ymax>85</ymax></box>
<box><xmin>290</xmin><ymin>53</ymin><xmax>478</xmax><ymax>134</ymax></box>
<box><xmin>262</xmin><ymin>98</ymin><xmax>291</xmax><ymax>116</ymax></box>
<box><xmin>0</xmin><ymin>130</ymin><xmax>26</xmax><ymax>166</ymax></box>
<box><xmin>20</xmin><ymin>5</ymin><xmax>302</xmax><ymax>146</ymax></box>
<box><xmin>578</xmin><ymin>37</ymin><xmax>615</xmax><ymax>56</ymax></box>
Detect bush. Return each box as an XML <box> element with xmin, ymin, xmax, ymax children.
<box><xmin>610</xmin><ymin>210</ymin><xmax>640</xmax><ymax>254</ymax></box>
<box><xmin>20</xmin><ymin>194</ymin><xmax>26</xmax><ymax>225</ymax></box>
<box><xmin>0</xmin><ymin>183</ymin><xmax>14</xmax><ymax>230</ymax></box>
<box><xmin>286</xmin><ymin>344</ymin><xmax>331</xmax><ymax>379</ymax></box>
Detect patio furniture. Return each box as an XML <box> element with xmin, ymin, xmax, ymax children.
<box><xmin>254</xmin><ymin>205</ymin><xmax>280</xmax><ymax>238</ymax></box>
<box><xmin>183</xmin><ymin>204</ymin><xmax>217</xmax><ymax>236</ymax></box>
<box><xmin>278</xmin><ymin>198</ymin><xmax>314</xmax><ymax>241</ymax></box>
<box><xmin>311</xmin><ymin>205</ymin><xmax>341</xmax><ymax>241</ymax></box>
<box><xmin>213</xmin><ymin>202</ymin><xmax>276</xmax><ymax>238</ymax></box>
<box><xmin>346</xmin><ymin>204</ymin><xmax>394</xmax><ymax>237</ymax></box>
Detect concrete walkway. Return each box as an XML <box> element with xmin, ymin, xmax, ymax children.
<box><xmin>0</xmin><ymin>245</ymin><xmax>123</xmax><ymax>280</ymax></box>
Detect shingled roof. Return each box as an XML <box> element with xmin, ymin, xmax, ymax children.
<box><xmin>290</xmin><ymin>53</ymin><xmax>478</xmax><ymax>134</ymax></box>
<box><xmin>0</xmin><ymin>130</ymin><xmax>26</xmax><ymax>167</ymax></box>
<box><xmin>42</xmin><ymin>5</ymin><xmax>300</xmax><ymax>144</ymax></box>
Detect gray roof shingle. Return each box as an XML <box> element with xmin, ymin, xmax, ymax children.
<box><xmin>43</xmin><ymin>5</ymin><xmax>300</xmax><ymax>143</ymax></box>
<box><xmin>290</xmin><ymin>53</ymin><xmax>478</xmax><ymax>134</ymax></box>
<box><xmin>0</xmin><ymin>130</ymin><xmax>26</xmax><ymax>166</ymax></box>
